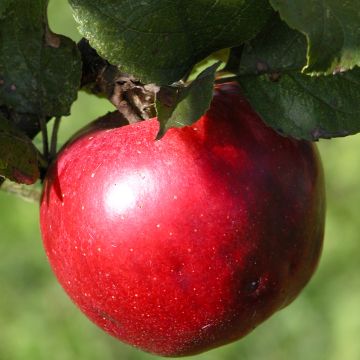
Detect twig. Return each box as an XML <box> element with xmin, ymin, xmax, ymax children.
<box><xmin>39</xmin><ymin>116</ymin><xmax>49</xmax><ymax>160</ymax></box>
<box><xmin>50</xmin><ymin>116</ymin><xmax>61</xmax><ymax>158</ymax></box>
<box><xmin>1</xmin><ymin>181</ymin><xmax>41</xmax><ymax>203</ymax></box>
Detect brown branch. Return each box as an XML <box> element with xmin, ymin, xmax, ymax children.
<box><xmin>78</xmin><ymin>38</ymin><xmax>159</xmax><ymax>124</ymax></box>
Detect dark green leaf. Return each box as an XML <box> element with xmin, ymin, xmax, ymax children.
<box><xmin>239</xmin><ymin>15</ymin><xmax>307</xmax><ymax>75</ymax></box>
<box><xmin>69</xmin><ymin>0</ymin><xmax>272</xmax><ymax>84</ymax></box>
<box><xmin>0</xmin><ymin>0</ymin><xmax>12</xmax><ymax>18</ymax></box>
<box><xmin>156</xmin><ymin>62</ymin><xmax>220</xmax><ymax>138</ymax></box>
<box><xmin>0</xmin><ymin>109</ymin><xmax>41</xmax><ymax>139</ymax></box>
<box><xmin>235</xmin><ymin>16</ymin><xmax>360</xmax><ymax>140</ymax></box>
<box><xmin>269</xmin><ymin>0</ymin><xmax>360</xmax><ymax>75</ymax></box>
<box><xmin>239</xmin><ymin>68</ymin><xmax>360</xmax><ymax>140</ymax></box>
<box><xmin>0</xmin><ymin>1</ymin><xmax>81</xmax><ymax>117</ymax></box>
<box><xmin>0</xmin><ymin>114</ymin><xmax>39</xmax><ymax>184</ymax></box>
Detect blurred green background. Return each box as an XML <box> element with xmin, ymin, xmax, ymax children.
<box><xmin>1</xmin><ymin>2</ymin><xmax>360</xmax><ymax>360</ymax></box>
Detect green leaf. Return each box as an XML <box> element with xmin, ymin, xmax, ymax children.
<box><xmin>239</xmin><ymin>68</ymin><xmax>360</xmax><ymax>140</ymax></box>
<box><xmin>0</xmin><ymin>109</ymin><xmax>42</xmax><ymax>139</ymax></box>
<box><xmin>0</xmin><ymin>0</ymin><xmax>12</xmax><ymax>18</ymax></box>
<box><xmin>269</xmin><ymin>0</ymin><xmax>360</xmax><ymax>75</ymax></box>
<box><xmin>0</xmin><ymin>114</ymin><xmax>39</xmax><ymax>184</ymax></box>
<box><xmin>235</xmin><ymin>15</ymin><xmax>360</xmax><ymax>140</ymax></box>
<box><xmin>156</xmin><ymin>62</ymin><xmax>220</xmax><ymax>138</ymax></box>
<box><xmin>239</xmin><ymin>15</ymin><xmax>307</xmax><ymax>75</ymax></box>
<box><xmin>69</xmin><ymin>0</ymin><xmax>272</xmax><ymax>84</ymax></box>
<box><xmin>0</xmin><ymin>0</ymin><xmax>81</xmax><ymax>117</ymax></box>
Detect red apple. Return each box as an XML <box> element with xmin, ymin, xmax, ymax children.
<box><xmin>40</xmin><ymin>83</ymin><xmax>325</xmax><ymax>356</ymax></box>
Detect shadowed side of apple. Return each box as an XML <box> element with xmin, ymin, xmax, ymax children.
<box><xmin>39</xmin><ymin>83</ymin><xmax>325</xmax><ymax>357</ymax></box>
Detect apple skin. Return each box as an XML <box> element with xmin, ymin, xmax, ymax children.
<box><xmin>40</xmin><ymin>83</ymin><xmax>325</xmax><ymax>357</ymax></box>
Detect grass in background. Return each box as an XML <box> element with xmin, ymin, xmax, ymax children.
<box><xmin>1</xmin><ymin>2</ymin><xmax>360</xmax><ymax>360</ymax></box>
